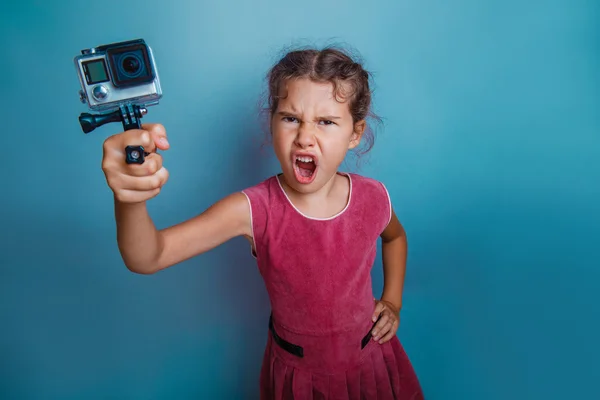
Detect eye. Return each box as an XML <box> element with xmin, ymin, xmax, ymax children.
<box><xmin>282</xmin><ymin>116</ymin><xmax>299</xmax><ymax>123</ymax></box>
<box><xmin>319</xmin><ymin>120</ymin><xmax>335</xmax><ymax>125</ymax></box>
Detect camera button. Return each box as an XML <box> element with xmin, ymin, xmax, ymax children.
<box><xmin>92</xmin><ymin>85</ymin><xmax>109</xmax><ymax>101</ymax></box>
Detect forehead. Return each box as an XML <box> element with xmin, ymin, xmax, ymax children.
<box><xmin>277</xmin><ymin>78</ymin><xmax>351</xmax><ymax>114</ymax></box>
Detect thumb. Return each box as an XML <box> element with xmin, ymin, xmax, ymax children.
<box><xmin>143</xmin><ymin>123</ymin><xmax>170</xmax><ymax>151</ymax></box>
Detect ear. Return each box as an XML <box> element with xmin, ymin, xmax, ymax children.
<box><xmin>348</xmin><ymin>120</ymin><xmax>366</xmax><ymax>149</ymax></box>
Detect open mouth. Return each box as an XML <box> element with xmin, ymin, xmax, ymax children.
<box><xmin>293</xmin><ymin>155</ymin><xmax>318</xmax><ymax>184</ymax></box>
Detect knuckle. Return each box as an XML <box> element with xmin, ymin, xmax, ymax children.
<box><xmin>153</xmin><ymin>156</ymin><xmax>163</xmax><ymax>169</ymax></box>
<box><xmin>101</xmin><ymin>160</ymin><xmax>110</xmax><ymax>173</ymax></box>
<box><xmin>146</xmin><ymin>160</ymin><xmax>157</xmax><ymax>174</ymax></box>
<box><xmin>101</xmin><ymin>157</ymin><xmax>117</xmax><ymax>172</ymax></box>
<box><xmin>114</xmin><ymin>191</ymin><xmax>128</xmax><ymax>203</ymax></box>
<box><xmin>159</xmin><ymin>167</ymin><xmax>169</xmax><ymax>181</ymax></box>
<box><xmin>104</xmin><ymin>173</ymin><xmax>115</xmax><ymax>186</ymax></box>
<box><xmin>150</xmin><ymin>175</ymin><xmax>162</xmax><ymax>189</ymax></box>
<box><xmin>110</xmin><ymin>177</ymin><xmax>124</xmax><ymax>192</ymax></box>
<box><xmin>103</xmin><ymin>171</ymin><xmax>117</xmax><ymax>185</ymax></box>
<box><xmin>140</xmin><ymin>131</ymin><xmax>151</xmax><ymax>146</ymax></box>
<box><xmin>102</xmin><ymin>139</ymin><xmax>111</xmax><ymax>153</ymax></box>
<box><xmin>149</xmin><ymin>188</ymin><xmax>161</xmax><ymax>199</ymax></box>
<box><xmin>103</xmin><ymin>134</ymin><xmax>116</xmax><ymax>150</ymax></box>
<box><xmin>150</xmin><ymin>123</ymin><xmax>166</xmax><ymax>136</ymax></box>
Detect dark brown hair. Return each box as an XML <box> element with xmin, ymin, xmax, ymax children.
<box><xmin>260</xmin><ymin>45</ymin><xmax>382</xmax><ymax>157</ymax></box>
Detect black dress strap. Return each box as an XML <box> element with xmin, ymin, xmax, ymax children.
<box><xmin>269</xmin><ymin>314</ymin><xmax>304</xmax><ymax>358</ymax></box>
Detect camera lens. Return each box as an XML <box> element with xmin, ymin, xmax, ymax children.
<box><xmin>122</xmin><ymin>56</ymin><xmax>140</xmax><ymax>75</ymax></box>
<box><xmin>106</xmin><ymin>43</ymin><xmax>153</xmax><ymax>87</ymax></box>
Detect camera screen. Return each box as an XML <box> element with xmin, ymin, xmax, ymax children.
<box><xmin>83</xmin><ymin>59</ymin><xmax>109</xmax><ymax>84</ymax></box>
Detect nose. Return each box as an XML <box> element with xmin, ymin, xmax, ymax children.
<box><xmin>295</xmin><ymin>121</ymin><xmax>316</xmax><ymax>148</ymax></box>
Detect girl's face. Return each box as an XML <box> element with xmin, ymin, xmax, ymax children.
<box><xmin>270</xmin><ymin>78</ymin><xmax>365</xmax><ymax>194</ymax></box>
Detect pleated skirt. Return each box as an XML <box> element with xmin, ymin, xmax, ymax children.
<box><xmin>259</xmin><ymin>319</ymin><xmax>424</xmax><ymax>400</ymax></box>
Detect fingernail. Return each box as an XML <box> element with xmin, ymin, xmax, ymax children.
<box><xmin>159</xmin><ymin>137</ymin><xmax>169</xmax><ymax>146</ymax></box>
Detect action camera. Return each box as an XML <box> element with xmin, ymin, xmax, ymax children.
<box><xmin>74</xmin><ymin>38</ymin><xmax>162</xmax><ymax>163</ymax></box>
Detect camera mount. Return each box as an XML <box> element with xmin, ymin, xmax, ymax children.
<box><xmin>79</xmin><ymin>103</ymin><xmax>147</xmax><ymax>134</ymax></box>
<box><xmin>79</xmin><ymin>104</ymin><xmax>150</xmax><ymax>164</ymax></box>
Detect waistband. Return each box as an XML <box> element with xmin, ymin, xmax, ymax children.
<box><xmin>268</xmin><ymin>313</ymin><xmax>380</xmax><ymax>373</ymax></box>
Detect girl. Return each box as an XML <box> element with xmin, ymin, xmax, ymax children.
<box><xmin>101</xmin><ymin>47</ymin><xmax>424</xmax><ymax>399</ymax></box>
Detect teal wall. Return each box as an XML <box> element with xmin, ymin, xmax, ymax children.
<box><xmin>1</xmin><ymin>0</ymin><xmax>598</xmax><ymax>399</ymax></box>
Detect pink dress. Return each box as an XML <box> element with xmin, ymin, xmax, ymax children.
<box><xmin>242</xmin><ymin>172</ymin><xmax>424</xmax><ymax>400</ymax></box>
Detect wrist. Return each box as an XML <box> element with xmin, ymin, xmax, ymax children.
<box><xmin>114</xmin><ymin>195</ymin><xmax>147</xmax><ymax>208</ymax></box>
<box><xmin>379</xmin><ymin>298</ymin><xmax>402</xmax><ymax>313</ymax></box>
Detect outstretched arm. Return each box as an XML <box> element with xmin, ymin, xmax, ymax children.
<box><xmin>104</xmin><ymin>123</ymin><xmax>253</xmax><ymax>275</ymax></box>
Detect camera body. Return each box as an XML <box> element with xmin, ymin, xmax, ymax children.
<box><xmin>74</xmin><ymin>38</ymin><xmax>162</xmax><ymax>113</ymax></box>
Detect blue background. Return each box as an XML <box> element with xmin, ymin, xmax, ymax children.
<box><xmin>1</xmin><ymin>0</ymin><xmax>598</xmax><ymax>399</ymax></box>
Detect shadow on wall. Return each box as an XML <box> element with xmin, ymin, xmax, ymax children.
<box><xmin>220</xmin><ymin>139</ymin><xmax>274</xmax><ymax>397</ymax></box>
<box><xmin>164</xmin><ymin>78</ymin><xmax>276</xmax><ymax>397</ymax></box>
<box><xmin>206</xmin><ymin>135</ymin><xmax>274</xmax><ymax>397</ymax></box>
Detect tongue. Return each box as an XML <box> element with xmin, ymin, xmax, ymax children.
<box><xmin>297</xmin><ymin>161</ymin><xmax>315</xmax><ymax>177</ymax></box>
<box><xmin>298</xmin><ymin>161</ymin><xmax>315</xmax><ymax>170</ymax></box>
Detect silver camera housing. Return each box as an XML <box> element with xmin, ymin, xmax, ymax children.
<box><xmin>74</xmin><ymin>39</ymin><xmax>162</xmax><ymax>112</ymax></box>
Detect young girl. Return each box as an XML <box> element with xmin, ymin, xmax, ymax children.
<box><xmin>101</xmin><ymin>46</ymin><xmax>424</xmax><ymax>399</ymax></box>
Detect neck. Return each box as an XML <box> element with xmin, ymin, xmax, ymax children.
<box><xmin>280</xmin><ymin>172</ymin><xmax>340</xmax><ymax>201</ymax></box>
<box><xmin>277</xmin><ymin>172</ymin><xmax>351</xmax><ymax>219</ymax></box>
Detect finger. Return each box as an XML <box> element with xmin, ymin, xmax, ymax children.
<box><xmin>118</xmin><ymin>128</ymin><xmax>156</xmax><ymax>153</ymax></box>
<box><xmin>142</xmin><ymin>123</ymin><xmax>169</xmax><ymax>151</ymax></box>
<box><xmin>102</xmin><ymin>151</ymin><xmax>161</xmax><ymax>182</ymax></box>
<box><xmin>103</xmin><ymin>128</ymin><xmax>155</xmax><ymax>164</ymax></box>
<box><xmin>125</xmin><ymin>153</ymin><xmax>163</xmax><ymax>177</ymax></box>
<box><xmin>372</xmin><ymin>302</ymin><xmax>384</xmax><ymax>322</ymax></box>
<box><xmin>378</xmin><ymin>325</ymin><xmax>398</xmax><ymax>344</ymax></box>
<box><xmin>117</xmin><ymin>166</ymin><xmax>169</xmax><ymax>191</ymax></box>
<box><xmin>374</xmin><ymin>319</ymin><xmax>396</xmax><ymax>342</ymax></box>
<box><xmin>373</xmin><ymin>323</ymin><xmax>391</xmax><ymax>342</ymax></box>
<box><xmin>371</xmin><ymin>312</ymin><xmax>391</xmax><ymax>337</ymax></box>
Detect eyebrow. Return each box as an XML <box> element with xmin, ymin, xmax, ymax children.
<box><xmin>276</xmin><ymin>110</ymin><xmax>342</xmax><ymax>120</ymax></box>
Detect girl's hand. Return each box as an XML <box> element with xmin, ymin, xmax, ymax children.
<box><xmin>370</xmin><ymin>299</ymin><xmax>401</xmax><ymax>344</ymax></box>
<box><xmin>102</xmin><ymin>123</ymin><xmax>170</xmax><ymax>204</ymax></box>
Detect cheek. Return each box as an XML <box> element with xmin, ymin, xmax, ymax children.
<box><xmin>271</xmin><ymin>130</ymin><xmax>291</xmax><ymax>156</ymax></box>
<box><xmin>272</xmin><ymin>125</ymin><xmax>296</xmax><ymax>143</ymax></box>
<box><xmin>319</xmin><ymin>126</ymin><xmax>354</xmax><ymax>145</ymax></box>
<box><xmin>319</xmin><ymin>136</ymin><xmax>351</xmax><ymax>160</ymax></box>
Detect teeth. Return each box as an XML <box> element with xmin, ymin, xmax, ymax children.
<box><xmin>296</xmin><ymin>156</ymin><xmax>314</xmax><ymax>163</ymax></box>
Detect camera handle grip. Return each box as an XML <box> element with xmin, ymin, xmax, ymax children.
<box><xmin>79</xmin><ymin>104</ymin><xmax>150</xmax><ymax>164</ymax></box>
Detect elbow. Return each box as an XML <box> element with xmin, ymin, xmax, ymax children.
<box><xmin>125</xmin><ymin>264</ymin><xmax>157</xmax><ymax>275</ymax></box>
<box><xmin>122</xmin><ymin>259</ymin><xmax>161</xmax><ymax>275</ymax></box>
<box><xmin>127</xmin><ymin>266</ymin><xmax>158</xmax><ymax>275</ymax></box>
<box><xmin>119</xmin><ymin>236</ymin><xmax>165</xmax><ymax>275</ymax></box>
